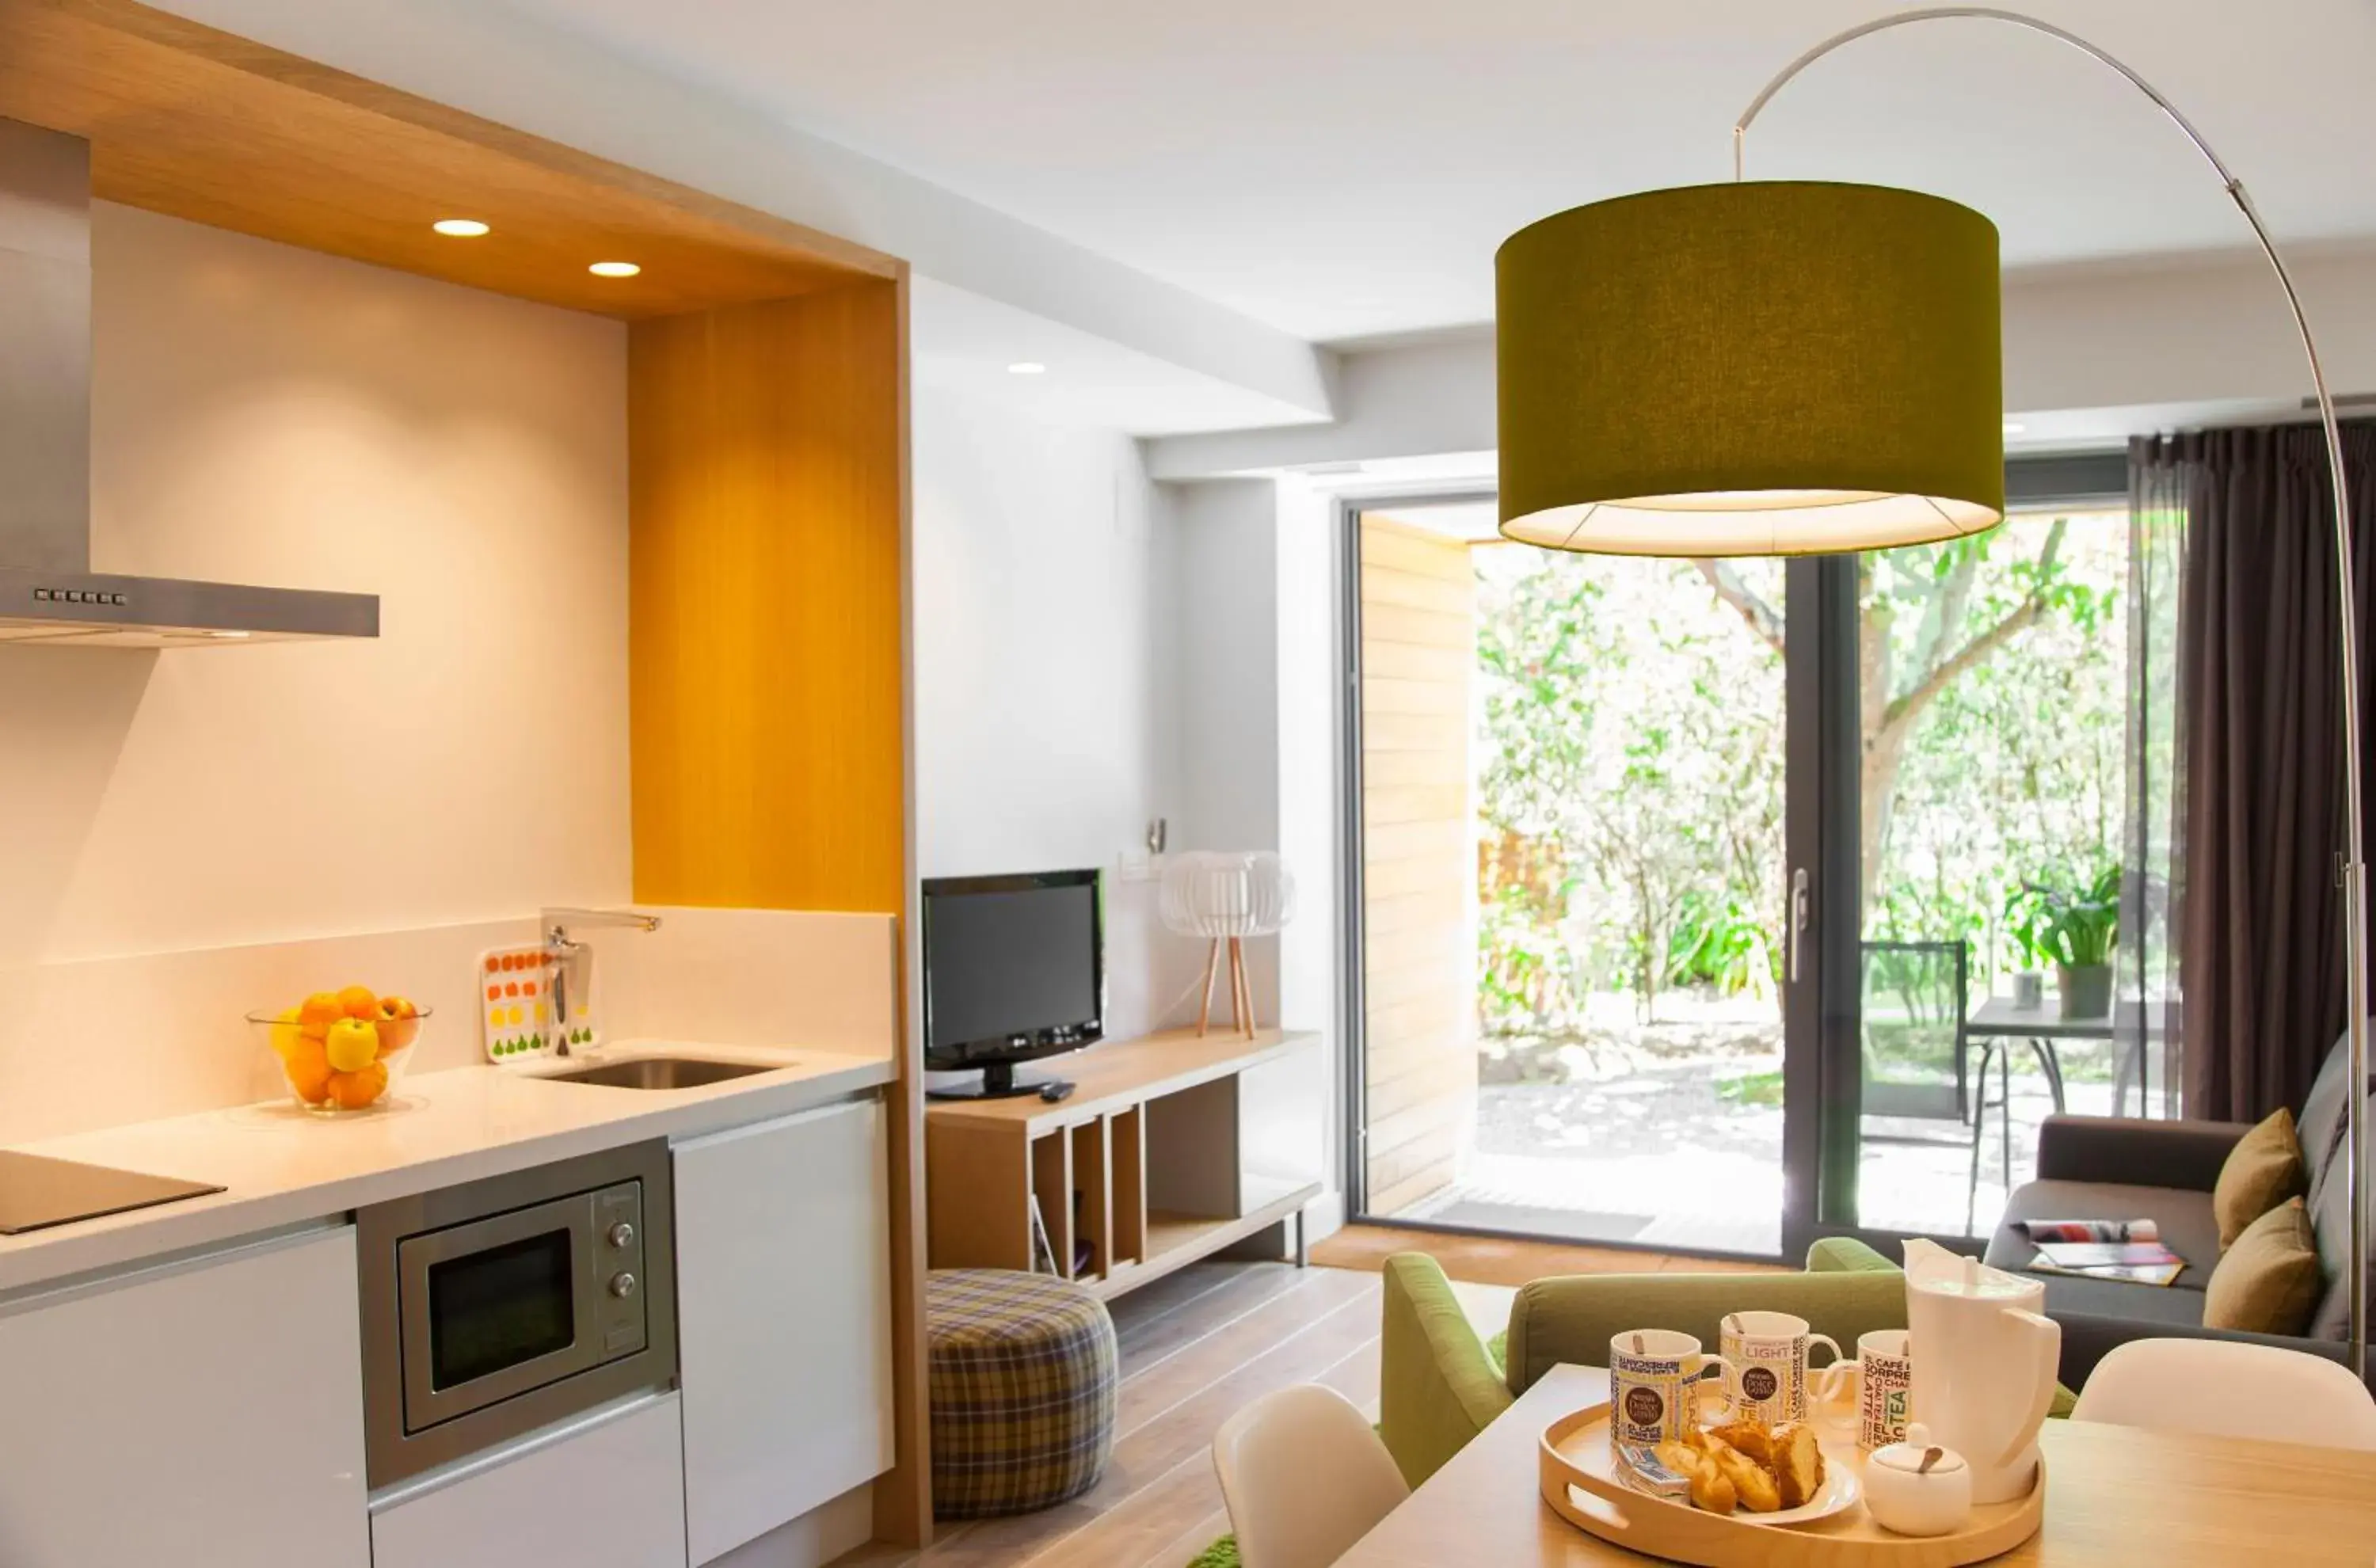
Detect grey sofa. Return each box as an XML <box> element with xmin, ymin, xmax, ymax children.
<box><xmin>1983</xmin><ymin>1027</ymin><xmax>2370</xmax><ymax>1390</ymax></box>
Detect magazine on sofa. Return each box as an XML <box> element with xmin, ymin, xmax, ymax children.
<box><xmin>2026</xmin><ymin>1239</ymin><xmax>2185</xmax><ymax>1287</ymax></box>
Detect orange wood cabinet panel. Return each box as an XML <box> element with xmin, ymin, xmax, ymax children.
<box><xmin>627</xmin><ymin>280</ymin><xmax>907</xmax><ymax>916</ymax></box>
<box><xmin>628</xmin><ymin>278</ymin><xmax>926</xmax><ymax>1544</ymax></box>
<box><xmin>0</xmin><ymin>0</ymin><xmax>893</xmax><ymax>317</ymax></box>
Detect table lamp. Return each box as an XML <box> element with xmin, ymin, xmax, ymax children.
<box><xmin>1160</xmin><ymin>851</ymin><xmax>1297</xmax><ymax>1039</ymax></box>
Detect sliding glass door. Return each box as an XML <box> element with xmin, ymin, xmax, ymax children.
<box><xmin>1811</xmin><ymin>502</ymin><xmax>2146</xmax><ymax>1245</ymax></box>
<box><xmin>1342</xmin><ymin>467</ymin><xmax>2149</xmax><ymax>1262</ymax></box>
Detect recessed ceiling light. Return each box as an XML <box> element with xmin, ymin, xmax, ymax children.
<box><xmin>588</xmin><ymin>261</ymin><xmax>642</xmax><ymax>278</ymax></box>
<box><xmin>2002</xmin><ymin>420</ymin><xmax>2026</xmax><ymax>436</ymax></box>
<box><xmin>432</xmin><ymin>219</ymin><xmax>490</xmax><ymax>238</ymax></box>
<box><xmin>1008</xmin><ymin>361</ymin><xmax>1047</xmax><ymax>375</ymax></box>
<box><xmin>204</xmin><ymin>630</ymin><xmax>251</xmax><ymax>640</ymax></box>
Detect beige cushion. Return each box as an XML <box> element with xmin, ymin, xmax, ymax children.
<box><xmin>2203</xmin><ymin>1197</ymin><xmax>2321</xmax><ymax>1336</ymax></box>
<box><xmin>2214</xmin><ymin>1108</ymin><xmax>2307</xmax><ymax>1250</ymax></box>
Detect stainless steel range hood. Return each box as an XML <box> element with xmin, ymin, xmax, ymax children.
<box><xmin>0</xmin><ymin>116</ymin><xmax>378</xmax><ymax>647</ymax></box>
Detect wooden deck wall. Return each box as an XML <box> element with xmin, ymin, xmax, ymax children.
<box><xmin>1357</xmin><ymin>516</ymin><xmax>1479</xmax><ymax>1216</ymax></box>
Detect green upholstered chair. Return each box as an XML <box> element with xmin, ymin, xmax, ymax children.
<box><xmin>1379</xmin><ymin>1237</ymin><xmax>2070</xmax><ymax>1490</ymax></box>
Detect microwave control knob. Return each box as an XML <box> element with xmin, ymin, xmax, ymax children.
<box><xmin>607</xmin><ymin>1221</ymin><xmax>635</xmax><ymax>1250</ymax></box>
<box><xmin>609</xmin><ymin>1272</ymin><xmax>637</xmax><ymax>1299</ymax></box>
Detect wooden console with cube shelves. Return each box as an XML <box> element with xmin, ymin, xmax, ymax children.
<box><xmin>924</xmin><ymin>1029</ymin><xmax>1324</xmax><ymax>1297</ymax></box>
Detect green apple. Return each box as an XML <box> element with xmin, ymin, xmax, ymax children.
<box><xmin>325</xmin><ymin>1017</ymin><xmax>379</xmax><ymax>1074</ymax></box>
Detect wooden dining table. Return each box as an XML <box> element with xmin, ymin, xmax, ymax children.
<box><xmin>1335</xmin><ymin>1363</ymin><xmax>2376</xmax><ymax>1566</ymax></box>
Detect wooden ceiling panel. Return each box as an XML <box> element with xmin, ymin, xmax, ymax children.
<box><xmin>0</xmin><ymin>0</ymin><xmax>899</xmax><ymax>317</ymax></box>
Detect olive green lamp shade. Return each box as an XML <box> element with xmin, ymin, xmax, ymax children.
<box><xmin>1497</xmin><ymin>181</ymin><xmax>2005</xmax><ymax>556</ymax></box>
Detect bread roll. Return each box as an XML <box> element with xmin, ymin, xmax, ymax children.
<box><xmin>1686</xmin><ymin>1457</ymin><xmax>1737</xmax><ymax>1515</ymax></box>
<box><xmin>1704</xmin><ymin>1436</ymin><xmax>1783</xmax><ymax>1513</ymax></box>
<box><xmin>1709</xmin><ymin>1418</ymin><xmax>1775</xmax><ymax>1468</ymax></box>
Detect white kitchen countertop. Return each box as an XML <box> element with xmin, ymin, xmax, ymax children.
<box><xmin>0</xmin><ymin>1042</ymin><xmax>895</xmax><ymax>1296</ymax></box>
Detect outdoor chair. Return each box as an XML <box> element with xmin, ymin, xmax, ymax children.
<box><xmin>1857</xmin><ymin>939</ymin><xmax>1973</xmax><ymax>1123</ymax></box>
<box><xmin>1856</xmin><ymin>939</ymin><xmax>2024</xmax><ymax>1234</ymax></box>
<box><xmin>1859</xmin><ymin>940</ymin><xmax>1974</xmax><ymax>1222</ymax></box>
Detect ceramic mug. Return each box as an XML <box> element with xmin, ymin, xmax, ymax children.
<box><xmin>1718</xmin><ymin>1311</ymin><xmax>1844</xmax><ymax>1425</ymax></box>
<box><xmin>1813</xmin><ymin>1328</ymin><xmax>1914</xmax><ymax>1450</ymax></box>
<box><xmin>1609</xmin><ymin>1329</ymin><xmax>1731</xmax><ymax>1447</ymax></box>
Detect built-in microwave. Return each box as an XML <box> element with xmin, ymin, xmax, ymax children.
<box><xmin>356</xmin><ymin>1140</ymin><xmax>678</xmax><ymax>1487</ymax></box>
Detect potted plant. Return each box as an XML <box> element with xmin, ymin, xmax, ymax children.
<box><xmin>2022</xmin><ymin>866</ymin><xmax>2121</xmax><ymax>1020</ymax></box>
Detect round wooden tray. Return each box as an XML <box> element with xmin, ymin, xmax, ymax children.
<box><xmin>1538</xmin><ymin>1403</ymin><xmax>2044</xmax><ymax>1567</ymax></box>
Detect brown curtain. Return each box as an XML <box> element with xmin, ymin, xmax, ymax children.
<box><xmin>2144</xmin><ymin>421</ymin><xmax>2376</xmax><ymax>1121</ymax></box>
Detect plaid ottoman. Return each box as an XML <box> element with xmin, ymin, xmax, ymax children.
<box><xmin>927</xmin><ymin>1269</ymin><xmax>1118</xmax><ymax>1518</ymax></box>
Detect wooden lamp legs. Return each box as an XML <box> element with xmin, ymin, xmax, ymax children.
<box><xmin>1196</xmin><ymin>937</ymin><xmax>1257</xmax><ymax>1040</ymax></box>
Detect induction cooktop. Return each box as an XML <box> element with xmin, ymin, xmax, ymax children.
<box><xmin>0</xmin><ymin>1150</ymin><xmax>224</xmax><ymax>1235</ymax></box>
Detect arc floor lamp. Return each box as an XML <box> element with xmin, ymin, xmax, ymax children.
<box><xmin>1495</xmin><ymin>7</ymin><xmax>2366</xmax><ymax>1378</ymax></box>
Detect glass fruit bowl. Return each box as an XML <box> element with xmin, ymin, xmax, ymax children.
<box><xmin>247</xmin><ymin>988</ymin><xmax>428</xmax><ymax>1113</ymax></box>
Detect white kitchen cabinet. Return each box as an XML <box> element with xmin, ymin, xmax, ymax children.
<box><xmin>371</xmin><ymin>1391</ymin><xmax>687</xmax><ymax>1568</ymax></box>
<box><xmin>0</xmin><ymin>1225</ymin><xmax>369</xmax><ymax>1568</ymax></box>
<box><xmin>675</xmin><ymin>1098</ymin><xmax>894</xmax><ymax>1565</ymax></box>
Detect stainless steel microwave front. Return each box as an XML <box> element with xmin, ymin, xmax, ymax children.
<box><xmin>356</xmin><ymin>1139</ymin><xmax>676</xmax><ymax>1489</ymax></box>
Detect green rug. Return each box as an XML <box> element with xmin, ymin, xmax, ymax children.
<box><xmin>1188</xmin><ymin>1331</ymin><xmax>1506</xmax><ymax>1565</ymax></box>
<box><xmin>1184</xmin><ymin>1538</ymin><xmax>1240</xmax><ymax>1568</ymax></box>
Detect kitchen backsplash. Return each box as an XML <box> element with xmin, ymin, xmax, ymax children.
<box><xmin>0</xmin><ymin>908</ymin><xmax>898</xmax><ymax>1145</ymax></box>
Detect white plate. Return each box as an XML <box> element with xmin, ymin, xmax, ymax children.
<box><xmin>1621</xmin><ymin>1449</ymin><xmax>1862</xmax><ymax>1526</ymax></box>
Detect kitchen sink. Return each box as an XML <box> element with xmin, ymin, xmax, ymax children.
<box><xmin>537</xmin><ymin>1057</ymin><xmax>777</xmax><ymax>1090</ymax></box>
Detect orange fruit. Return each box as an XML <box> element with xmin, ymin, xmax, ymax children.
<box><xmin>284</xmin><ymin>1036</ymin><xmax>334</xmax><ymax>1104</ymax></box>
<box><xmin>337</xmin><ymin>984</ymin><xmax>379</xmax><ymax>1021</ymax></box>
<box><xmin>298</xmin><ymin>991</ymin><xmax>344</xmax><ymax>1039</ymax></box>
<box><xmin>326</xmin><ymin>1060</ymin><xmax>388</xmax><ymax>1110</ymax></box>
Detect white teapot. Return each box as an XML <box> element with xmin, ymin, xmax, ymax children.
<box><xmin>1901</xmin><ymin>1239</ymin><xmax>2060</xmax><ymax>1505</ymax></box>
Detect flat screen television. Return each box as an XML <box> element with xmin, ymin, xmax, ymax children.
<box><xmin>920</xmin><ymin>870</ymin><xmax>1104</xmax><ymax>1099</ymax></box>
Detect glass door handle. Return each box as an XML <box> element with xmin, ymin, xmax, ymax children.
<box><xmin>1788</xmin><ymin>867</ymin><xmax>1811</xmax><ymax>984</ymax></box>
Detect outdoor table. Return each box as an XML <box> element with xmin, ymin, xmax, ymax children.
<box><xmin>1965</xmin><ymin>996</ymin><xmax>2173</xmax><ymax>1120</ymax></box>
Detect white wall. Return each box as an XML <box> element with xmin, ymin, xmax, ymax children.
<box><xmin>908</xmin><ymin>393</ymin><xmax>1346</xmax><ymax>1223</ymax></box>
<box><xmin>1160</xmin><ymin>478</ymin><xmax>1285</xmax><ymax>1021</ymax></box>
<box><xmin>910</xmin><ymin>385</ymin><xmax>1185</xmax><ymax>1040</ymax></box>
<box><xmin>0</xmin><ymin>204</ymin><xmax>630</xmax><ymax>1140</ymax></box>
<box><xmin>1150</xmin><ymin>474</ymin><xmax>1349</xmax><ymax>1235</ymax></box>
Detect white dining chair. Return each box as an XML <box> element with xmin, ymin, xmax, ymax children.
<box><xmin>1213</xmin><ymin>1383</ymin><xmax>1410</xmax><ymax>1568</ymax></box>
<box><xmin>2072</xmin><ymin>1338</ymin><xmax>2376</xmax><ymax>1450</ymax></box>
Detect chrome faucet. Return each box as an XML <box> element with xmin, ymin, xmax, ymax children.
<box><xmin>542</xmin><ymin>908</ymin><xmax>661</xmax><ymax>1056</ymax></box>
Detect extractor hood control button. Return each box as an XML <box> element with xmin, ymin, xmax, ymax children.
<box><xmin>608</xmin><ymin>1221</ymin><xmax>635</xmax><ymax>1250</ymax></box>
<box><xmin>609</xmin><ymin>1272</ymin><xmax>637</xmax><ymax>1299</ymax></box>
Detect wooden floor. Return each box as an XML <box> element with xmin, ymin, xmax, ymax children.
<box><xmin>845</xmin><ymin>1227</ymin><xmax>1775</xmax><ymax>1568</ymax></box>
<box><xmin>1311</xmin><ymin>1223</ymin><xmax>1787</xmax><ymax>1286</ymax></box>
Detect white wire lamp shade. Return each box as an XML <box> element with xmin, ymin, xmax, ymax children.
<box><xmin>1160</xmin><ymin>851</ymin><xmax>1295</xmax><ymax>1038</ymax></box>
<box><xmin>1159</xmin><ymin>851</ymin><xmax>1297</xmax><ymax>938</ymax></box>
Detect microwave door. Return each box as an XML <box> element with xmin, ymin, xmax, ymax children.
<box><xmin>395</xmin><ymin>1193</ymin><xmax>606</xmax><ymax>1433</ymax></box>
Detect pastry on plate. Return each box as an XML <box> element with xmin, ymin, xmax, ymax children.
<box><xmin>1708</xmin><ymin>1418</ymin><xmax>1776</xmax><ymax>1469</ymax></box>
<box><xmin>1702</xmin><ymin>1434</ymin><xmax>1783</xmax><ymax>1513</ymax></box>
<box><xmin>1653</xmin><ymin>1437</ymin><xmax>1736</xmax><ymax>1515</ymax></box>
<box><xmin>1772</xmin><ymin>1421</ymin><xmax>1828</xmax><ymax>1509</ymax></box>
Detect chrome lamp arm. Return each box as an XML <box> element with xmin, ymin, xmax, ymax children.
<box><xmin>1736</xmin><ymin>6</ymin><xmax>2368</xmax><ymax>1381</ymax></box>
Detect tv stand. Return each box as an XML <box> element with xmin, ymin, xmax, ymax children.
<box><xmin>924</xmin><ymin>1028</ymin><xmax>1323</xmax><ymax>1299</ymax></box>
<box><xmin>925</xmin><ymin>1060</ymin><xmax>1075</xmax><ymax>1101</ymax></box>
